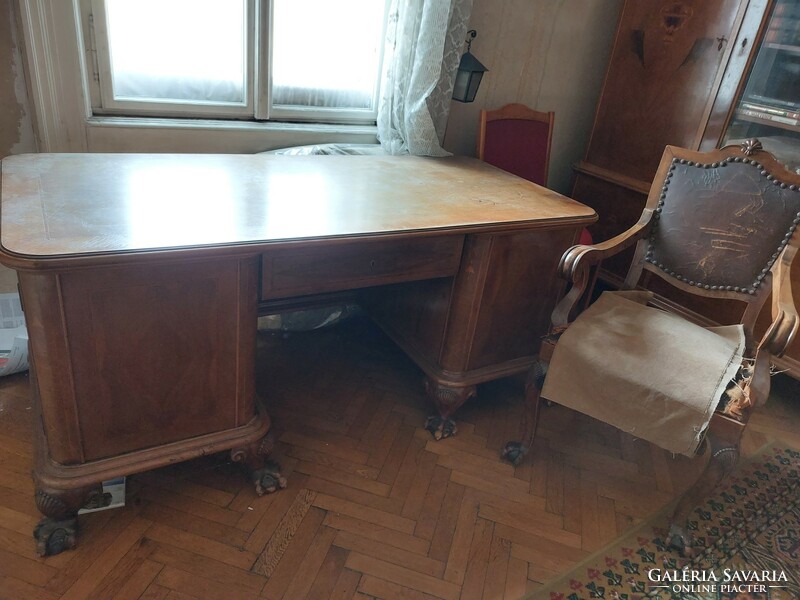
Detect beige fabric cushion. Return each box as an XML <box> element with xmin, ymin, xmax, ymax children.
<box><xmin>541</xmin><ymin>291</ymin><xmax>744</xmax><ymax>456</ymax></box>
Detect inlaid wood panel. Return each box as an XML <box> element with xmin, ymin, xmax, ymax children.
<box><xmin>40</xmin><ymin>256</ymin><xmax>258</xmax><ymax>462</ymax></box>
<box><xmin>464</xmin><ymin>228</ymin><xmax>579</xmax><ymax>371</ymax></box>
<box><xmin>587</xmin><ymin>0</ymin><xmax>746</xmax><ymax>183</ymax></box>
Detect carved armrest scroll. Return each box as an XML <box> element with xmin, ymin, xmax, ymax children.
<box><xmin>551</xmin><ymin>210</ymin><xmax>655</xmax><ymax>328</ymax></box>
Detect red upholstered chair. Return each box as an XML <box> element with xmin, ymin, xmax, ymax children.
<box><xmin>477</xmin><ymin>103</ymin><xmax>555</xmax><ymax>187</ymax></box>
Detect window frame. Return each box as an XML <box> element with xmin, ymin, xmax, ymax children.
<box><xmin>82</xmin><ymin>0</ymin><xmax>389</xmax><ymax>125</ymax></box>
<box><xmin>259</xmin><ymin>0</ymin><xmax>391</xmax><ymax>124</ymax></box>
<box><xmin>86</xmin><ymin>0</ymin><xmax>257</xmax><ymax>119</ymax></box>
<box><xmin>16</xmin><ymin>0</ymin><xmax>381</xmax><ymax>154</ymax></box>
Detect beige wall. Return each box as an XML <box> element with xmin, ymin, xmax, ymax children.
<box><xmin>1</xmin><ymin>0</ymin><xmax>35</xmax><ymax>159</ymax></box>
<box><xmin>0</xmin><ymin>0</ymin><xmax>35</xmax><ymax>292</ymax></box>
<box><xmin>443</xmin><ymin>0</ymin><xmax>622</xmax><ymax>195</ymax></box>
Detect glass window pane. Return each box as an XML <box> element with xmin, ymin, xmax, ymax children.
<box><xmin>105</xmin><ymin>0</ymin><xmax>247</xmax><ymax>105</ymax></box>
<box><xmin>271</xmin><ymin>0</ymin><xmax>386</xmax><ymax>110</ymax></box>
<box><xmin>722</xmin><ymin>0</ymin><xmax>800</xmax><ymax>173</ymax></box>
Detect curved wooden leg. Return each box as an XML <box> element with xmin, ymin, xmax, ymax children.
<box><xmin>230</xmin><ymin>432</ymin><xmax>286</xmax><ymax>496</ymax></box>
<box><xmin>502</xmin><ymin>360</ymin><xmax>545</xmax><ymax>465</ymax></box>
<box><xmin>33</xmin><ymin>482</ymin><xmax>104</xmax><ymax>556</ymax></box>
<box><xmin>424</xmin><ymin>379</ymin><xmax>476</xmax><ymax>440</ymax></box>
<box><xmin>668</xmin><ymin>428</ymin><xmax>741</xmax><ymax>557</ymax></box>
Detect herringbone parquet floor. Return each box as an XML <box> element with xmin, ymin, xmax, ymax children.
<box><xmin>1</xmin><ymin>315</ymin><xmax>798</xmax><ymax>600</ymax></box>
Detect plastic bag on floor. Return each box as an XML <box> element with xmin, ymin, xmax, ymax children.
<box><xmin>0</xmin><ymin>293</ymin><xmax>27</xmax><ymax>376</ymax></box>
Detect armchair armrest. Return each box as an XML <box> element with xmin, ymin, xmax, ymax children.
<box><xmin>758</xmin><ymin>245</ymin><xmax>799</xmax><ymax>358</ymax></box>
<box><xmin>732</xmin><ymin>242</ymin><xmax>799</xmax><ymax>412</ymax></box>
<box><xmin>551</xmin><ymin>209</ymin><xmax>655</xmax><ymax>328</ymax></box>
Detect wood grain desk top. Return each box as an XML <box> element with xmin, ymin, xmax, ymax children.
<box><xmin>0</xmin><ymin>153</ymin><xmax>596</xmax><ymax>261</ymax></box>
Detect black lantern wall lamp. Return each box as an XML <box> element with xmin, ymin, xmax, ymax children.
<box><xmin>452</xmin><ymin>29</ymin><xmax>488</xmax><ymax>103</ymax></box>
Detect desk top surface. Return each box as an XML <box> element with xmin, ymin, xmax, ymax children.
<box><xmin>0</xmin><ymin>153</ymin><xmax>595</xmax><ymax>261</ymax></box>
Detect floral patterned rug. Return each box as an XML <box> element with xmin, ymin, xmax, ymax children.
<box><xmin>528</xmin><ymin>446</ymin><xmax>800</xmax><ymax>600</ymax></box>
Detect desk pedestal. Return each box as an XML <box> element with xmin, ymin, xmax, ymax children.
<box><xmin>20</xmin><ymin>254</ymin><xmax>277</xmax><ymax>554</ymax></box>
<box><xmin>367</xmin><ymin>227</ymin><xmax>578</xmax><ymax>436</ymax></box>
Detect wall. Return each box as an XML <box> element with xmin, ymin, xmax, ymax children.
<box><xmin>1</xmin><ymin>0</ymin><xmax>35</xmax><ymax>158</ymax></box>
<box><xmin>0</xmin><ymin>0</ymin><xmax>36</xmax><ymax>292</ymax></box>
<box><xmin>443</xmin><ymin>0</ymin><xmax>622</xmax><ymax>195</ymax></box>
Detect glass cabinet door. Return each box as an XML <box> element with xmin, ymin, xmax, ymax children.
<box><xmin>723</xmin><ymin>0</ymin><xmax>800</xmax><ymax>173</ymax></box>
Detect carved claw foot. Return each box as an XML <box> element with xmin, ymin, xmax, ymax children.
<box><xmin>423</xmin><ymin>380</ymin><xmax>475</xmax><ymax>440</ymax></box>
<box><xmin>501</xmin><ymin>441</ymin><xmax>528</xmax><ymax>465</ymax></box>
<box><xmin>425</xmin><ymin>415</ymin><xmax>458</xmax><ymax>440</ymax></box>
<box><xmin>231</xmin><ymin>433</ymin><xmax>286</xmax><ymax>496</ymax></box>
<box><xmin>33</xmin><ymin>517</ymin><xmax>78</xmax><ymax>557</ymax></box>
<box><xmin>252</xmin><ymin>460</ymin><xmax>287</xmax><ymax>496</ymax></box>
<box><xmin>31</xmin><ymin>482</ymin><xmax>103</xmax><ymax>555</ymax></box>
<box><xmin>667</xmin><ymin>523</ymin><xmax>695</xmax><ymax>558</ymax></box>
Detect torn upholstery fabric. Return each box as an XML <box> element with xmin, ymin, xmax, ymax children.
<box><xmin>541</xmin><ymin>291</ymin><xmax>744</xmax><ymax>456</ymax></box>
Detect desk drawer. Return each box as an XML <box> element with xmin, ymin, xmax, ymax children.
<box><xmin>261</xmin><ymin>236</ymin><xmax>464</xmax><ymax>299</ymax></box>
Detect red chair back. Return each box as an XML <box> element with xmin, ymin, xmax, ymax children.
<box><xmin>477</xmin><ymin>104</ymin><xmax>554</xmax><ymax>187</ymax></box>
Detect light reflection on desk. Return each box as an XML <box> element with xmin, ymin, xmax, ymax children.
<box><xmin>126</xmin><ymin>164</ymin><xmax>238</xmax><ymax>249</ymax></box>
<box><xmin>263</xmin><ymin>171</ymin><xmax>334</xmax><ymax>240</ymax></box>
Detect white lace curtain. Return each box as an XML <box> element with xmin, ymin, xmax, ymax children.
<box><xmin>377</xmin><ymin>0</ymin><xmax>474</xmax><ymax>156</ymax></box>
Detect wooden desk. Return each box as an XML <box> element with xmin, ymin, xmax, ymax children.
<box><xmin>0</xmin><ymin>153</ymin><xmax>595</xmax><ymax>554</ymax></box>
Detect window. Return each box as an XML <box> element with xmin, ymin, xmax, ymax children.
<box><xmin>85</xmin><ymin>0</ymin><xmax>390</xmax><ymax>124</ymax></box>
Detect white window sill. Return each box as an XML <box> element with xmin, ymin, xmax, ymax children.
<box><xmin>87</xmin><ymin>115</ymin><xmax>378</xmax><ymax>134</ymax></box>
<box><xmin>84</xmin><ymin>116</ymin><xmax>380</xmax><ymax>153</ymax></box>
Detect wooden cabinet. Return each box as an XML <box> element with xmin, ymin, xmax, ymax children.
<box><xmin>574</xmin><ymin>0</ymin><xmax>800</xmax><ymax>377</ymax></box>
<box><xmin>721</xmin><ymin>0</ymin><xmax>800</xmax><ymax>373</ymax></box>
<box><xmin>584</xmin><ymin>0</ymin><xmax>748</xmax><ymax>182</ymax></box>
<box><xmin>721</xmin><ymin>0</ymin><xmax>800</xmax><ymax>171</ymax></box>
<box><xmin>574</xmin><ymin>0</ymin><xmax>761</xmax><ymax>256</ymax></box>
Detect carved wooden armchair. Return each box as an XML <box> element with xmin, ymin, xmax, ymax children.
<box><xmin>502</xmin><ymin>140</ymin><xmax>799</xmax><ymax>554</ymax></box>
